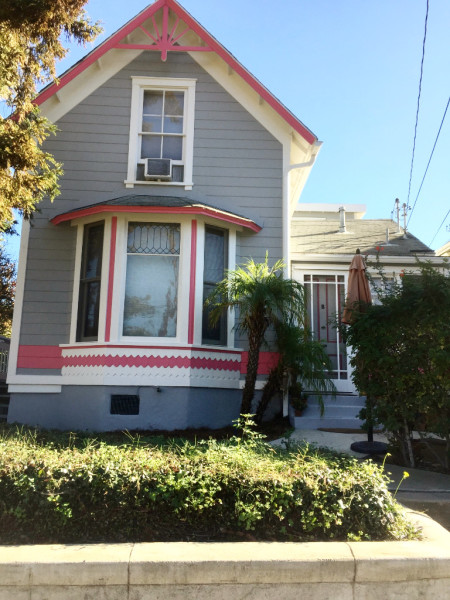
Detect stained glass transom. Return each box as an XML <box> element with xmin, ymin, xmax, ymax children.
<box><xmin>127</xmin><ymin>223</ymin><xmax>180</xmax><ymax>255</ymax></box>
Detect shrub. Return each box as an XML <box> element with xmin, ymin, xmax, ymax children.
<box><xmin>0</xmin><ymin>421</ymin><xmax>417</xmax><ymax>544</ymax></box>
<box><xmin>342</xmin><ymin>259</ymin><xmax>450</xmax><ymax>470</ymax></box>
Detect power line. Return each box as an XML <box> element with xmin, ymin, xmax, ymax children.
<box><xmin>408</xmin><ymin>96</ymin><xmax>450</xmax><ymax>225</ymax></box>
<box><xmin>429</xmin><ymin>208</ymin><xmax>450</xmax><ymax>248</ymax></box>
<box><xmin>406</xmin><ymin>0</ymin><xmax>430</xmax><ymax>210</ymax></box>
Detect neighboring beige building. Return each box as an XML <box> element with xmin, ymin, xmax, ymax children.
<box><xmin>436</xmin><ymin>241</ymin><xmax>450</xmax><ymax>256</ymax></box>
<box><xmin>290</xmin><ymin>203</ymin><xmax>439</xmax><ymax>393</ymax></box>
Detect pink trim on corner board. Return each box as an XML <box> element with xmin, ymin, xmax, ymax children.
<box><xmin>105</xmin><ymin>217</ymin><xmax>118</xmax><ymax>343</ymax></box>
<box><xmin>240</xmin><ymin>351</ymin><xmax>280</xmax><ymax>375</ymax></box>
<box><xmin>188</xmin><ymin>220</ymin><xmax>197</xmax><ymax>344</ymax></box>
<box><xmin>17</xmin><ymin>345</ymin><xmax>63</xmax><ymax>369</ymax></box>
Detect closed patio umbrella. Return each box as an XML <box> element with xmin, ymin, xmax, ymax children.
<box><xmin>342</xmin><ymin>249</ymin><xmax>372</xmax><ymax>325</ymax></box>
<box><xmin>342</xmin><ymin>249</ymin><xmax>387</xmax><ymax>455</ymax></box>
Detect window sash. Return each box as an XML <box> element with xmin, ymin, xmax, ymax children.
<box><xmin>126</xmin><ymin>77</ymin><xmax>196</xmax><ymax>188</ymax></box>
<box><xmin>123</xmin><ymin>222</ymin><xmax>181</xmax><ymax>338</ymax></box>
<box><xmin>202</xmin><ymin>226</ymin><xmax>228</xmax><ymax>346</ymax></box>
<box><xmin>76</xmin><ymin>222</ymin><xmax>104</xmax><ymax>342</ymax></box>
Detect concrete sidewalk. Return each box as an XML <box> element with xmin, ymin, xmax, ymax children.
<box><xmin>272</xmin><ymin>429</ymin><xmax>450</xmax><ymax>531</ymax></box>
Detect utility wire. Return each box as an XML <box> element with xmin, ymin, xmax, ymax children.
<box><xmin>429</xmin><ymin>208</ymin><xmax>450</xmax><ymax>248</ymax></box>
<box><xmin>406</xmin><ymin>0</ymin><xmax>429</xmax><ymax>210</ymax></box>
<box><xmin>408</xmin><ymin>96</ymin><xmax>450</xmax><ymax>225</ymax></box>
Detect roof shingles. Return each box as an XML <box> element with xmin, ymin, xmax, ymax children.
<box><xmin>291</xmin><ymin>219</ymin><xmax>433</xmax><ymax>256</ymax></box>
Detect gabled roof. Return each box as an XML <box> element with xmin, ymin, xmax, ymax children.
<box><xmin>35</xmin><ymin>0</ymin><xmax>317</xmax><ymax>145</ymax></box>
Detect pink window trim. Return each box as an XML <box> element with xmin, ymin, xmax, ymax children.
<box><xmin>104</xmin><ymin>216</ymin><xmax>117</xmax><ymax>343</ymax></box>
<box><xmin>188</xmin><ymin>219</ymin><xmax>197</xmax><ymax>344</ymax></box>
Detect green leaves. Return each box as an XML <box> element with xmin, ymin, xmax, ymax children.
<box><xmin>344</xmin><ymin>259</ymin><xmax>450</xmax><ymax>470</ymax></box>
<box><xmin>206</xmin><ymin>254</ymin><xmax>307</xmax><ymax>414</ymax></box>
<box><xmin>0</xmin><ymin>1</ymin><xmax>101</xmax><ymax>229</ymax></box>
<box><xmin>0</xmin><ymin>424</ymin><xmax>417</xmax><ymax>543</ymax></box>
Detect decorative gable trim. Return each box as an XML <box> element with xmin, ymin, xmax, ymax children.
<box><xmin>35</xmin><ymin>0</ymin><xmax>317</xmax><ymax>145</ymax></box>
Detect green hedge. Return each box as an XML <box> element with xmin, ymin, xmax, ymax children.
<box><xmin>0</xmin><ymin>423</ymin><xmax>417</xmax><ymax>543</ymax></box>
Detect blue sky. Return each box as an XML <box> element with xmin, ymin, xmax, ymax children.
<box><xmin>4</xmin><ymin>0</ymin><xmax>450</xmax><ymax>260</ymax></box>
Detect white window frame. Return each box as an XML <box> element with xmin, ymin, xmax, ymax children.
<box><xmin>69</xmin><ymin>216</ymin><xmax>112</xmax><ymax>345</ymax></box>
<box><xmin>125</xmin><ymin>77</ymin><xmax>196</xmax><ymax>190</ymax></box>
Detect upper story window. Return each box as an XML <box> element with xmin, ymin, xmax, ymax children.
<box><xmin>125</xmin><ymin>77</ymin><xmax>196</xmax><ymax>190</ymax></box>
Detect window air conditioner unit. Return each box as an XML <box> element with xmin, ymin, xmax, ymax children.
<box><xmin>144</xmin><ymin>158</ymin><xmax>172</xmax><ymax>180</ymax></box>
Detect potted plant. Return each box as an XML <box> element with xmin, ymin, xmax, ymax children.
<box><xmin>290</xmin><ymin>382</ymin><xmax>308</xmax><ymax>416</ymax></box>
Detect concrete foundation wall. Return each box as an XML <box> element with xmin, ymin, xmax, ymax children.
<box><xmin>7</xmin><ymin>386</ymin><xmax>242</xmax><ymax>431</ymax></box>
<box><xmin>0</xmin><ymin>512</ymin><xmax>449</xmax><ymax>600</ymax></box>
<box><xmin>7</xmin><ymin>386</ymin><xmax>280</xmax><ymax>431</ymax></box>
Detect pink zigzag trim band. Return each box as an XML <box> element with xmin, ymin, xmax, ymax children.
<box><xmin>17</xmin><ymin>345</ymin><xmax>279</xmax><ymax>375</ymax></box>
<box><xmin>62</xmin><ymin>355</ymin><xmax>241</xmax><ymax>371</ymax></box>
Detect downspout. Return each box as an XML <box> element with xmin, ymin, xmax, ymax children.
<box><xmin>283</xmin><ymin>141</ymin><xmax>321</xmax><ymax>278</ymax></box>
<box><xmin>281</xmin><ymin>141</ymin><xmax>321</xmax><ymax>415</ymax></box>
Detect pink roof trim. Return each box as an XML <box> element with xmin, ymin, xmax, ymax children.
<box><xmin>50</xmin><ymin>204</ymin><xmax>262</xmax><ymax>232</ymax></box>
<box><xmin>35</xmin><ymin>0</ymin><xmax>316</xmax><ymax>145</ymax></box>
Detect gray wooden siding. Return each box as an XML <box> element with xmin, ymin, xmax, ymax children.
<box><xmin>19</xmin><ymin>51</ymin><xmax>283</xmax><ymax>349</ymax></box>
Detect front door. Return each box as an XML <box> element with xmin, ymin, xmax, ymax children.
<box><xmin>301</xmin><ymin>272</ymin><xmax>353</xmax><ymax>393</ymax></box>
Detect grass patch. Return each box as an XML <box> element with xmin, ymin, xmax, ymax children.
<box><xmin>0</xmin><ymin>418</ymin><xmax>418</xmax><ymax>544</ymax></box>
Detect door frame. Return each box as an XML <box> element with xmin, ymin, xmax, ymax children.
<box><xmin>292</xmin><ymin>264</ymin><xmax>355</xmax><ymax>394</ymax></box>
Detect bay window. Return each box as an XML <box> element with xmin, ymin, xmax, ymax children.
<box><xmin>64</xmin><ymin>209</ymin><xmax>246</xmax><ymax>349</ymax></box>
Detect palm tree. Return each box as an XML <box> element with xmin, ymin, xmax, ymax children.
<box><xmin>206</xmin><ymin>255</ymin><xmax>306</xmax><ymax>415</ymax></box>
<box><xmin>255</xmin><ymin>321</ymin><xmax>336</xmax><ymax>424</ymax></box>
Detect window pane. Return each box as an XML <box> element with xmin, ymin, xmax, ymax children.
<box><xmin>127</xmin><ymin>223</ymin><xmax>180</xmax><ymax>255</ymax></box>
<box><xmin>202</xmin><ymin>283</ymin><xmax>221</xmax><ymax>343</ymax></box>
<box><xmin>163</xmin><ymin>116</ymin><xmax>183</xmax><ymax>134</ymax></box>
<box><xmin>84</xmin><ymin>224</ymin><xmax>104</xmax><ymax>279</ymax></box>
<box><xmin>162</xmin><ymin>136</ymin><xmax>182</xmax><ymax>160</ymax></box>
<box><xmin>164</xmin><ymin>91</ymin><xmax>184</xmax><ymax>116</ymax></box>
<box><xmin>83</xmin><ymin>281</ymin><xmax>101</xmax><ymax>338</ymax></box>
<box><xmin>204</xmin><ymin>229</ymin><xmax>225</xmax><ymax>283</ymax></box>
<box><xmin>143</xmin><ymin>90</ymin><xmax>163</xmax><ymax>114</ymax></box>
<box><xmin>202</xmin><ymin>227</ymin><xmax>227</xmax><ymax>345</ymax></box>
<box><xmin>142</xmin><ymin>115</ymin><xmax>162</xmax><ymax>133</ymax></box>
<box><xmin>141</xmin><ymin>135</ymin><xmax>162</xmax><ymax>158</ymax></box>
<box><xmin>123</xmin><ymin>255</ymin><xmax>179</xmax><ymax>337</ymax></box>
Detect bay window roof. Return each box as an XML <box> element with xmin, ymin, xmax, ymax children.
<box><xmin>50</xmin><ymin>195</ymin><xmax>261</xmax><ymax>232</ymax></box>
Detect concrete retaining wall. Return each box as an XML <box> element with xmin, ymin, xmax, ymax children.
<box><xmin>0</xmin><ymin>512</ymin><xmax>449</xmax><ymax>599</ymax></box>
